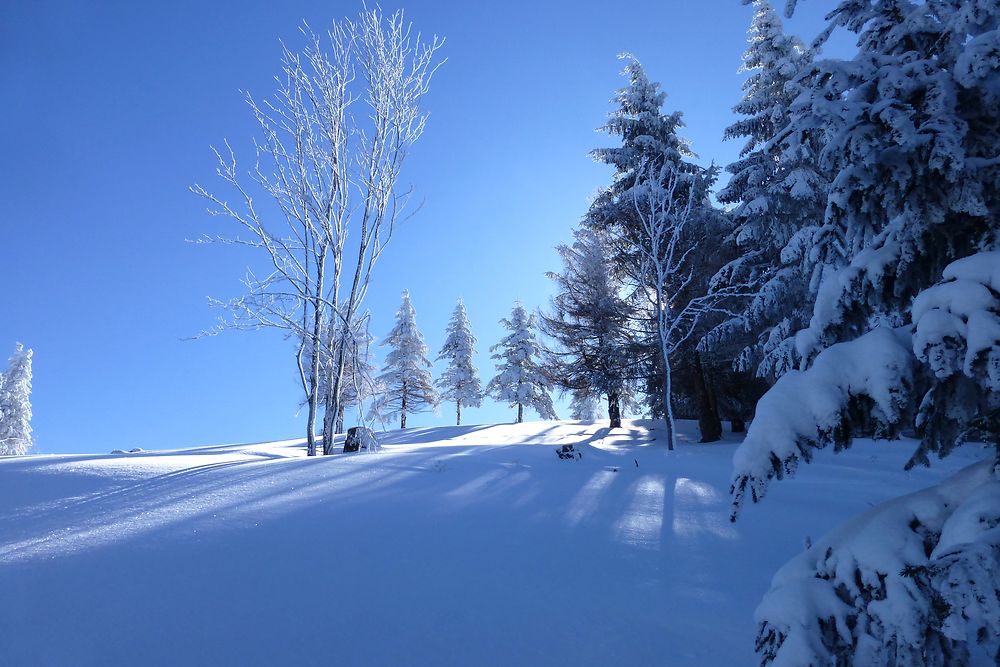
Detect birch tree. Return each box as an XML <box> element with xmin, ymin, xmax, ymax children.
<box><xmin>633</xmin><ymin>164</ymin><xmax>749</xmax><ymax>449</ymax></box>
<box><xmin>192</xmin><ymin>7</ymin><xmax>443</xmax><ymax>456</ymax></box>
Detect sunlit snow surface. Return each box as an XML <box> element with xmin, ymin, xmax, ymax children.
<box><xmin>0</xmin><ymin>420</ymin><xmax>983</xmax><ymax>666</ymax></box>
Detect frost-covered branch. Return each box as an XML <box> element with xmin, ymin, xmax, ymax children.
<box><xmin>732</xmin><ymin>252</ymin><xmax>1000</xmax><ymax>520</ymax></box>
<box><xmin>632</xmin><ymin>162</ymin><xmax>755</xmax><ymax>448</ymax></box>
<box><xmin>192</xmin><ymin>8</ymin><xmax>443</xmax><ymax>455</ymax></box>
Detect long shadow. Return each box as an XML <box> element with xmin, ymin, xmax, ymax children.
<box><xmin>0</xmin><ymin>455</ymin><xmax>346</xmax><ymax>547</ymax></box>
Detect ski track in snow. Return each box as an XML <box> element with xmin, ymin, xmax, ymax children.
<box><xmin>0</xmin><ymin>420</ymin><xmax>984</xmax><ymax>666</ymax></box>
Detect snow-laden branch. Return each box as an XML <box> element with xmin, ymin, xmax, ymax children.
<box><xmin>731</xmin><ymin>252</ymin><xmax>1000</xmax><ymax>520</ymax></box>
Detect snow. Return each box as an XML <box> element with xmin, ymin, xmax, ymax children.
<box><xmin>913</xmin><ymin>252</ymin><xmax>1000</xmax><ymax>386</ymax></box>
<box><xmin>756</xmin><ymin>460</ymin><xmax>1000</xmax><ymax>665</ymax></box>
<box><xmin>733</xmin><ymin>325</ymin><xmax>916</xmax><ymax>511</ymax></box>
<box><xmin>0</xmin><ymin>420</ymin><xmax>980</xmax><ymax>665</ymax></box>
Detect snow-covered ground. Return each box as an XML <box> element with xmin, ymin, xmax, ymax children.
<box><xmin>0</xmin><ymin>420</ymin><xmax>986</xmax><ymax>666</ymax></box>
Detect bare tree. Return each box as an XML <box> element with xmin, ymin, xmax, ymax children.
<box><xmin>632</xmin><ymin>164</ymin><xmax>750</xmax><ymax>449</ymax></box>
<box><xmin>192</xmin><ymin>8</ymin><xmax>443</xmax><ymax>456</ymax></box>
<box><xmin>320</xmin><ymin>11</ymin><xmax>443</xmax><ymax>453</ymax></box>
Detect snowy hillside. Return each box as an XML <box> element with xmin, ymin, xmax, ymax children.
<box><xmin>0</xmin><ymin>420</ymin><xmax>985</xmax><ymax>666</ymax></box>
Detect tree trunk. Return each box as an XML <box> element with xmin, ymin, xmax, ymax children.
<box><xmin>655</xmin><ymin>307</ymin><xmax>676</xmax><ymax>451</ymax></box>
<box><xmin>336</xmin><ymin>404</ymin><xmax>346</xmax><ymax>435</ymax></box>
<box><xmin>694</xmin><ymin>351</ymin><xmax>722</xmax><ymax>443</ymax></box>
<box><xmin>517</xmin><ymin>402</ymin><xmax>523</xmax><ymax>424</ymax></box>
<box><xmin>400</xmin><ymin>379</ymin><xmax>408</xmax><ymax>429</ymax></box>
<box><xmin>607</xmin><ymin>390</ymin><xmax>622</xmax><ymax>429</ymax></box>
<box><xmin>456</xmin><ymin>400</ymin><xmax>461</xmax><ymax>426</ymax></box>
<box><xmin>663</xmin><ymin>360</ymin><xmax>675</xmax><ymax>451</ymax></box>
<box><xmin>322</xmin><ymin>332</ymin><xmax>346</xmax><ymax>455</ymax></box>
<box><xmin>307</xmin><ymin>259</ymin><xmax>327</xmax><ymax>457</ymax></box>
<box><xmin>306</xmin><ymin>398</ymin><xmax>318</xmax><ymax>457</ymax></box>
<box><xmin>731</xmin><ymin>419</ymin><xmax>746</xmax><ymax>433</ymax></box>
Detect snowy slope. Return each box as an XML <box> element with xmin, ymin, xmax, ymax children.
<box><xmin>0</xmin><ymin>421</ymin><xmax>984</xmax><ymax>666</ymax></box>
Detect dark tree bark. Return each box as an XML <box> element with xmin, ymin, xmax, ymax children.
<box><xmin>731</xmin><ymin>419</ymin><xmax>746</xmax><ymax>433</ymax></box>
<box><xmin>336</xmin><ymin>404</ymin><xmax>346</xmax><ymax>435</ymax></box>
<box><xmin>400</xmin><ymin>379</ymin><xmax>408</xmax><ymax>429</ymax></box>
<box><xmin>607</xmin><ymin>390</ymin><xmax>622</xmax><ymax>429</ymax></box>
<box><xmin>517</xmin><ymin>402</ymin><xmax>523</xmax><ymax>423</ymax></box>
<box><xmin>694</xmin><ymin>351</ymin><xmax>722</xmax><ymax>443</ymax></box>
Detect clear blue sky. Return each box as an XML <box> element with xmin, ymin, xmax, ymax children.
<box><xmin>1</xmin><ymin>0</ymin><xmax>849</xmax><ymax>454</ymax></box>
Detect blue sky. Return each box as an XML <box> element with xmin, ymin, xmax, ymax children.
<box><xmin>0</xmin><ymin>1</ymin><xmax>850</xmax><ymax>454</ymax></box>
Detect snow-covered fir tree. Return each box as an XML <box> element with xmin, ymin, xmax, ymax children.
<box><xmin>486</xmin><ymin>303</ymin><xmax>557</xmax><ymax>423</ymax></box>
<box><xmin>541</xmin><ymin>228</ymin><xmax>634</xmax><ymax>428</ymax></box>
<box><xmin>375</xmin><ymin>291</ymin><xmax>437</xmax><ymax>429</ymax></box>
<box><xmin>733</xmin><ymin>253</ymin><xmax>1000</xmax><ymax>666</ymax></box>
<box><xmin>586</xmin><ymin>54</ymin><xmax>726</xmax><ymax>428</ymax></box>
<box><xmin>590</xmin><ymin>53</ymin><xmax>699</xmax><ymax>186</ymax></box>
<box><xmin>0</xmin><ymin>343</ymin><xmax>33</xmax><ymax>456</ymax></box>
<box><xmin>791</xmin><ymin>0</ymin><xmax>1000</xmax><ymax>363</ymax></box>
<box><xmin>730</xmin><ymin>2</ymin><xmax>1000</xmax><ymax>662</ymax></box>
<box><xmin>706</xmin><ymin>0</ymin><xmax>827</xmax><ymax>379</ymax></box>
<box><xmin>435</xmin><ymin>300</ymin><xmax>482</xmax><ymax>426</ymax></box>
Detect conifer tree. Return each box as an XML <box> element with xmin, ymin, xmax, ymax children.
<box><xmin>586</xmin><ymin>54</ymin><xmax>724</xmax><ymax>427</ymax></box>
<box><xmin>541</xmin><ymin>228</ymin><xmax>633</xmax><ymax>428</ymax></box>
<box><xmin>436</xmin><ymin>300</ymin><xmax>483</xmax><ymax>426</ymax></box>
<box><xmin>568</xmin><ymin>390</ymin><xmax>602</xmax><ymax>421</ymax></box>
<box><xmin>706</xmin><ymin>0</ymin><xmax>827</xmax><ymax>379</ymax></box>
<box><xmin>487</xmin><ymin>303</ymin><xmax>557</xmax><ymax>423</ymax></box>
<box><xmin>587</xmin><ymin>54</ymin><xmax>705</xmax><ymax>268</ymax></box>
<box><xmin>375</xmin><ymin>291</ymin><xmax>437</xmax><ymax>429</ymax></box>
<box><xmin>0</xmin><ymin>343</ymin><xmax>33</xmax><ymax>456</ymax></box>
<box><xmin>792</xmin><ymin>0</ymin><xmax>1000</xmax><ymax>363</ymax></box>
<box><xmin>730</xmin><ymin>2</ymin><xmax>1000</xmax><ymax>663</ymax></box>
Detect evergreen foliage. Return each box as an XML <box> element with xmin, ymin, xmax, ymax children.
<box><xmin>541</xmin><ymin>228</ymin><xmax>634</xmax><ymax>428</ymax></box>
<box><xmin>375</xmin><ymin>291</ymin><xmax>438</xmax><ymax>429</ymax></box>
<box><xmin>793</xmin><ymin>0</ymin><xmax>1000</xmax><ymax>363</ymax></box>
<box><xmin>0</xmin><ymin>342</ymin><xmax>33</xmax><ymax>456</ymax></box>
<box><xmin>487</xmin><ymin>303</ymin><xmax>557</xmax><ymax>423</ymax></box>
<box><xmin>436</xmin><ymin>300</ymin><xmax>483</xmax><ymax>426</ymax></box>
<box><xmin>730</xmin><ymin>2</ymin><xmax>1000</xmax><ymax>662</ymax></box>
<box><xmin>707</xmin><ymin>0</ymin><xmax>827</xmax><ymax>380</ymax></box>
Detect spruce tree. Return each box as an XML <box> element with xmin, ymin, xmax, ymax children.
<box><xmin>435</xmin><ymin>300</ymin><xmax>483</xmax><ymax>426</ymax></box>
<box><xmin>487</xmin><ymin>303</ymin><xmax>557</xmax><ymax>423</ymax></box>
<box><xmin>793</xmin><ymin>0</ymin><xmax>1000</xmax><ymax>362</ymax></box>
<box><xmin>541</xmin><ymin>228</ymin><xmax>633</xmax><ymax>428</ymax></box>
<box><xmin>707</xmin><ymin>0</ymin><xmax>827</xmax><ymax>380</ymax></box>
<box><xmin>586</xmin><ymin>54</ymin><xmax>721</xmax><ymax>425</ymax></box>
<box><xmin>375</xmin><ymin>291</ymin><xmax>437</xmax><ymax>429</ymax></box>
<box><xmin>730</xmin><ymin>2</ymin><xmax>1000</xmax><ymax>663</ymax></box>
<box><xmin>0</xmin><ymin>343</ymin><xmax>33</xmax><ymax>456</ymax></box>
